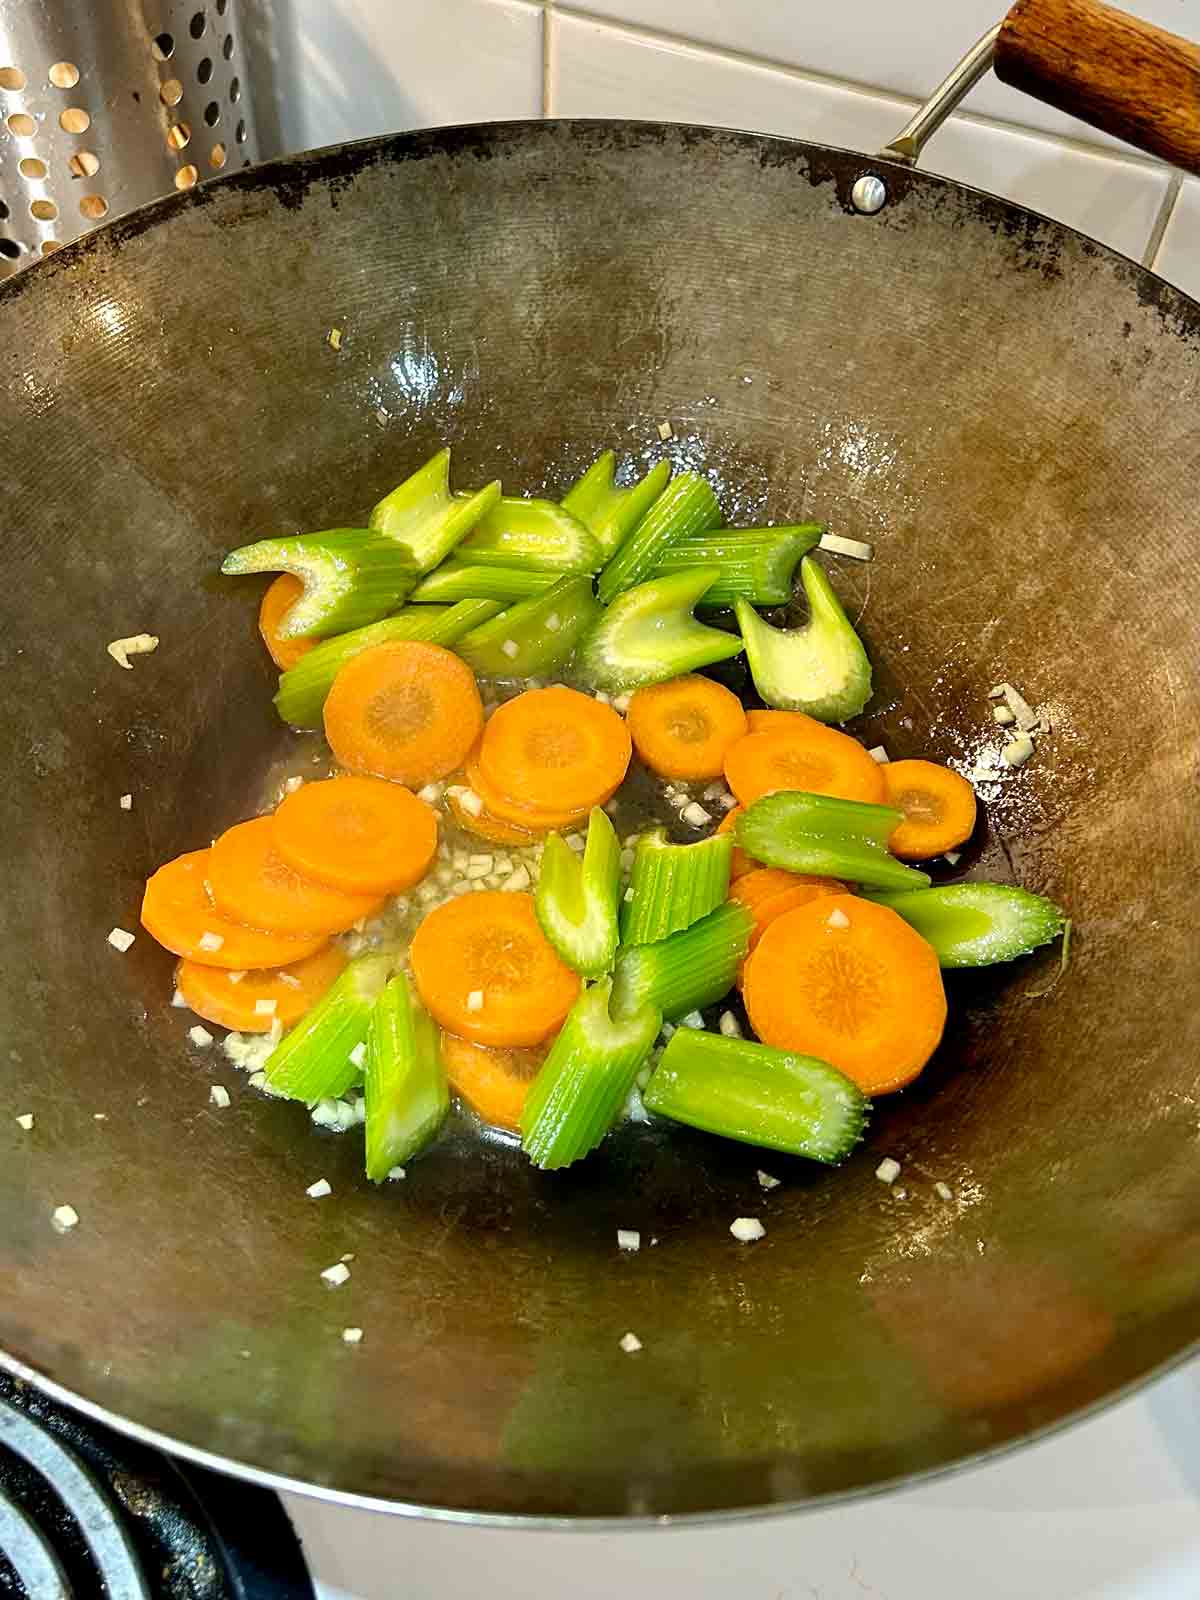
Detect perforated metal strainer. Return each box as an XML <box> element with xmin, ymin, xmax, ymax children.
<box><xmin>0</xmin><ymin>0</ymin><xmax>260</xmax><ymax>274</ymax></box>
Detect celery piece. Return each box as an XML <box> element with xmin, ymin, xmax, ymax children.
<box><xmin>622</xmin><ymin>828</ymin><xmax>733</xmax><ymax>945</ymax></box>
<box><xmin>534</xmin><ymin>808</ymin><xmax>621</xmax><ymax>978</ymax></box>
<box><xmin>561</xmin><ymin>453</ymin><xmax>672</xmax><ymax>558</ymax></box>
<box><xmin>221</xmin><ymin>529</ymin><xmax>417</xmax><ymax>640</ymax></box>
<box><xmin>576</xmin><ymin>568</ymin><xmax>744</xmax><ymax>693</ymax></box>
<box><xmin>644</xmin><ymin>1029</ymin><xmax>869</xmax><ymax>1163</ymax></box>
<box><xmin>274</xmin><ymin>599</ymin><xmax>503</xmax><ymax>728</ymax></box>
<box><xmin>737</xmin><ymin>791</ymin><xmax>930</xmax><ymax>892</ymax></box>
<box><xmin>370</xmin><ymin>448</ymin><xmax>501</xmax><ymax>572</ymax></box>
<box><xmin>611</xmin><ymin>901</ymin><xmax>752</xmax><ymax>1022</ymax></box>
<box><xmin>457</xmin><ymin>496</ymin><xmax>603</xmax><ymax>573</ymax></box>
<box><xmin>865</xmin><ymin>883</ymin><xmax>1067</xmax><ymax>968</ymax></box>
<box><xmin>364</xmin><ymin>974</ymin><xmax>449</xmax><ymax>1179</ymax></box>
<box><xmin>520</xmin><ymin>979</ymin><xmax>661</xmax><ymax>1170</ymax></box>
<box><xmin>653</xmin><ymin>524</ymin><xmax>822</xmax><ymax>607</ymax></box>
<box><xmin>264</xmin><ymin>954</ymin><xmax>392</xmax><ymax>1103</ymax></box>
<box><xmin>596</xmin><ymin>473</ymin><xmax>722</xmax><ymax>604</ymax></box>
<box><xmin>455</xmin><ymin>575</ymin><xmax>600</xmax><ymax>679</ymax></box>
<box><xmin>409</xmin><ymin>561</ymin><xmax>557</xmax><ymax>604</ymax></box>
<box><xmin>735</xmin><ymin>557</ymin><xmax>872</xmax><ymax>722</ymax></box>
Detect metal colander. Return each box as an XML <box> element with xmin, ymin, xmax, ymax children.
<box><xmin>0</xmin><ymin>0</ymin><xmax>260</xmax><ymax>274</ymax></box>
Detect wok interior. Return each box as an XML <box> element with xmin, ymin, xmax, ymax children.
<box><xmin>0</xmin><ymin>123</ymin><xmax>1197</xmax><ymax>1518</ymax></box>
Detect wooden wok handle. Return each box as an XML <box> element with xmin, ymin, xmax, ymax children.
<box><xmin>995</xmin><ymin>0</ymin><xmax>1200</xmax><ymax>175</ymax></box>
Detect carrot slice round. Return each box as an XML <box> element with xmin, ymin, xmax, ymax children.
<box><xmin>477</xmin><ymin>685</ymin><xmax>631</xmax><ymax>817</ymax></box>
<box><xmin>259</xmin><ymin>574</ymin><xmax>316</xmax><ymax>672</ymax></box>
<box><xmin>446</xmin><ymin>786</ymin><xmax>542</xmax><ymax>846</ymax></box>
<box><xmin>177</xmin><ymin>944</ymin><xmax>348</xmax><ymax>1032</ymax></box>
<box><xmin>410</xmin><ymin>890</ymin><xmax>580</xmax><ymax>1047</ymax></box>
<box><xmin>723</xmin><ymin>723</ymin><xmax>886</xmax><ymax>808</ymax></box>
<box><xmin>441</xmin><ymin>1033</ymin><xmax>550</xmax><ymax>1132</ymax></box>
<box><xmin>141</xmin><ymin>850</ymin><xmax>329</xmax><ymax>969</ymax></box>
<box><xmin>881</xmin><ymin>759</ymin><xmax>978</xmax><ymax>861</ymax></box>
<box><xmin>717</xmin><ymin>804</ymin><xmax>757</xmax><ymax>879</ymax></box>
<box><xmin>324</xmin><ymin>640</ymin><xmax>484</xmax><ymax>788</ymax></box>
<box><xmin>746</xmin><ymin>709</ymin><xmax>813</xmax><ymax>736</ymax></box>
<box><xmin>464</xmin><ymin>752</ymin><xmax>591</xmax><ymax>832</ymax></box>
<box><xmin>626</xmin><ymin>675</ymin><xmax>747</xmax><ymax>780</ymax></box>
<box><xmin>272</xmin><ymin>775</ymin><xmax>438</xmax><ymax>896</ymax></box>
<box><xmin>742</xmin><ymin>894</ymin><xmax>946</xmax><ymax>1094</ymax></box>
<box><xmin>730</xmin><ymin>867</ymin><xmax>844</xmax><ymax>953</ymax></box>
<box><xmin>208</xmin><ymin>817</ymin><xmax>383</xmax><ymax>936</ymax></box>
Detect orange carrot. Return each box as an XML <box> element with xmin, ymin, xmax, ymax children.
<box><xmin>717</xmin><ymin>804</ymin><xmax>757</xmax><ymax>879</ymax></box>
<box><xmin>177</xmin><ymin>944</ymin><xmax>347</xmax><ymax>1032</ymax></box>
<box><xmin>730</xmin><ymin>867</ymin><xmax>844</xmax><ymax>953</ymax></box>
<box><xmin>476</xmin><ymin>685</ymin><xmax>631</xmax><ymax>819</ymax></box>
<box><xmin>881</xmin><ymin>759</ymin><xmax>978</xmax><ymax>862</ymax></box>
<box><xmin>626</xmin><ymin>675</ymin><xmax>747</xmax><ymax>780</ymax></box>
<box><xmin>464</xmin><ymin>751</ymin><xmax>591</xmax><ymax>832</ymax></box>
<box><xmin>208</xmin><ymin>817</ymin><xmax>383</xmax><ymax>937</ymax></box>
<box><xmin>742</xmin><ymin>893</ymin><xmax>946</xmax><ymax>1094</ymax></box>
<box><xmin>723</xmin><ymin>722</ymin><xmax>886</xmax><ymax>808</ymax></box>
<box><xmin>259</xmin><ymin>574</ymin><xmax>316</xmax><ymax>671</ymax></box>
<box><xmin>272</xmin><ymin>775</ymin><xmax>438</xmax><ymax>896</ymax></box>
<box><xmin>410</xmin><ymin>890</ymin><xmax>580</xmax><ymax>1047</ymax></box>
<box><xmin>441</xmin><ymin>1033</ymin><xmax>550</xmax><ymax>1131</ymax></box>
<box><xmin>746</xmin><ymin>708</ymin><xmax>814</xmax><ymax>736</ymax></box>
<box><xmin>446</xmin><ymin>785</ymin><xmax>542</xmax><ymax>846</ymax></box>
<box><xmin>141</xmin><ymin>849</ymin><xmax>329</xmax><ymax>969</ymax></box>
<box><xmin>323</xmin><ymin>640</ymin><xmax>483</xmax><ymax>788</ymax></box>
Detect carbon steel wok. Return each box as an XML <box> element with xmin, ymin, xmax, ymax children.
<box><xmin>1</xmin><ymin>0</ymin><xmax>1198</xmax><ymax>1523</ymax></box>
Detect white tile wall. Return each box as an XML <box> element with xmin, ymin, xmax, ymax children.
<box><xmin>1154</xmin><ymin>178</ymin><xmax>1200</xmax><ymax>300</ymax></box>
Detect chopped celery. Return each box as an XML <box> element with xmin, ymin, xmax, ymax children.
<box><xmin>520</xmin><ymin>980</ymin><xmax>661</xmax><ymax>1170</ymax></box>
<box><xmin>364</xmin><ymin>974</ymin><xmax>448</xmax><ymax>1179</ymax></box>
<box><xmin>264</xmin><ymin>954</ymin><xmax>392</xmax><ymax>1103</ymax></box>
<box><xmin>561</xmin><ymin>454</ymin><xmax>672</xmax><ymax>558</ymax></box>
<box><xmin>611</xmin><ymin>901</ymin><xmax>752</xmax><ymax>1021</ymax></box>
<box><xmin>221</xmin><ymin>529</ymin><xmax>417</xmax><ymax>640</ymax></box>
<box><xmin>643</xmin><ymin>1029</ymin><xmax>869</xmax><ymax>1163</ymax></box>
<box><xmin>652</xmin><ymin>524</ymin><xmax>822</xmax><ymax>606</ymax></box>
<box><xmin>274</xmin><ymin>599</ymin><xmax>503</xmax><ymax>728</ymax></box>
<box><xmin>369</xmin><ymin>448</ymin><xmax>501</xmax><ymax>572</ymax></box>
<box><xmin>457</xmin><ymin>496</ymin><xmax>603</xmax><ymax>573</ymax></box>
<box><xmin>735</xmin><ymin>557</ymin><xmax>872</xmax><ymax>722</ymax></box>
<box><xmin>622</xmin><ymin>828</ymin><xmax>733</xmax><ymax>944</ymax></box>
<box><xmin>596</xmin><ymin>473</ymin><xmax>722</xmax><ymax>604</ymax></box>
<box><xmin>865</xmin><ymin>883</ymin><xmax>1067</xmax><ymax>968</ymax></box>
<box><xmin>455</xmin><ymin>575</ymin><xmax>600</xmax><ymax>679</ymax></box>
<box><xmin>409</xmin><ymin>561</ymin><xmax>557</xmax><ymax>604</ymax></box>
<box><xmin>534</xmin><ymin>808</ymin><xmax>620</xmax><ymax>978</ymax></box>
<box><xmin>576</xmin><ymin>568</ymin><xmax>744</xmax><ymax>693</ymax></box>
<box><xmin>737</xmin><ymin>791</ymin><xmax>930</xmax><ymax>892</ymax></box>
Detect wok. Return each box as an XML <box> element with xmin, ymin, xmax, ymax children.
<box><xmin>1</xmin><ymin>0</ymin><xmax>1198</xmax><ymax>1522</ymax></box>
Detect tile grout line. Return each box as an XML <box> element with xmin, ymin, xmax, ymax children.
<box><xmin>1142</xmin><ymin>170</ymin><xmax>1184</xmax><ymax>270</ymax></box>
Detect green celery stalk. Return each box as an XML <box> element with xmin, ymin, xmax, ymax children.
<box><xmin>457</xmin><ymin>496</ymin><xmax>603</xmax><ymax>573</ymax></box>
<box><xmin>621</xmin><ymin>827</ymin><xmax>733</xmax><ymax>945</ymax></box>
<box><xmin>520</xmin><ymin>979</ymin><xmax>661</xmax><ymax>1170</ymax></box>
<box><xmin>221</xmin><ymin>529</ymin><xmax>417</xmax><ymax>640</ymax></box>
<box><xmin>370</xmin><ymin>448</ymin><xmax>501</xmax><ymax>572</ymax></box>
<box><xmin>561</xmin><ymin>453</ymin><xmax>672</xmax><ymax>558</ymax></box>
<box><xmin>596</xmin><ymin>473</ymin><xmax>722</xmax><ymax>603</ymax></box>
<box><xmin>409</xmin><ymin>561</ymin><xmax>557</xmax><ymax>604</ymax></box>
<box><xmin>364</xmin><ymin>974</ymin><xmax>449</xmax><ymax>1179</ymax></box>
<box><xmin>611</xmin><ymin>901</ymin><xmax>752</xmax><ymax>1021</ymax></box>
<box><xmin>264</xmin><ymin>954</ymin><xmax>392</xmax><ymax>1103</ymax></box>
<box><xmin>864</xmin><ymin>883</ymin><xmax>1067</xmax><ymax>968</ymax></box>
<box><xmin>737</xmin><ymin>791</ymin><xmax>930</xmax><ymax>892</ymax></box>
<box><xmin>643</xmin><ymin>1028</ymin><xmax>869</xmax><ymax>1163</ymax></box>
<box><xmin>735</xmin><ymin>557</ymin><xmax>872</xmax><ymax>722</ymax></box>
<box><xmin>652</xmin><ymin>524</ymin><xmax>822</xmax><ymax>606</ymax></box>
<box><xmin>274</xmin><ymin>599</ymin><xmax>503</xmax><ymax>728</ymax></box>
<box><xmin>576</xmin><ymin>568</ymin><xmax>744</xmax><ymax>693</ymax></box>
<box><xmin>534</xmin><ymin>808</ymin><xmax>621</xmax><ymax>978</ymax></box>
<box><xmin>455</xmin><ymin>575</ymin><xmax>600</xmax><ymax>679</ymax></box>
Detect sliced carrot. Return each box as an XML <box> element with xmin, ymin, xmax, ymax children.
<box><xmin>729</xmin><ymin>867</ymin><xmax>844</xmax><ymax>953</ymax></box>
<box><xmin>476</xmin><ymin>685</ymin><xmax>631</xmax><ymax>818</ymax></box>
<box><xmin>259</xmin><ymin>574</ymin><xmax>316</xmax><ymax>672</ymax></box>
<box><xmin>141</xmin><ymin>849</ymin><xmax>329</xmax><ymax>969</ymax></box>
<box><xmin>742</xmin><ymin>893</ymin><xmax>946</xmax><ymax>1095</ymax></box>
<box><xmin>723</xmin><ymin>723</ymin><xmax>886</xmax><ymax>808</ymax></box>
<box><xmin>446</xmin><ymin>786</ymin><xmax>542</xmax><ymax>846</ymax></box>
<box><xmin>464</xmin><ymin>751</ymin><xmax>591</xmax><ymax>832</ymax></box>
<box><xmin>441</xmin><ymin>1033</ymin><xmax>550</xmax><ymax>1132</ymax></box>
<box><xmin>881</xmin><ymin>759</ymin><xmax>978</xmax><ymax>862</ymax></box>
<box><xmin>208</xmin><ymin>817</ymin><xmax>383</xmax><ymax>936</ymax></box>
<box><xmin>746</xmin><ymin>708</ymin><xmax>814</xmax><ymax>736</ymax></box>
<box><xmin>323</xmin><ymin>640</ymin><xmax>484</xmax><ymax>788</ymax></box>
<box><xmin>410</xmin><ymin>890</ymin><xmax>580</xmax><ymax>1047</ymax></box>
<box><xmin>717</xmin><ymin>804</ymin><xmax>757</xmax><ymax>879</ymax></box>
<box><xmin>271</xmin><ymin>775</ymin><xmax>438</xmax><ymax>896</ymax></box>
<box><xmin>177</xmin><ymin>944</ymin><xmax>348</xmax><ymax>1032</ymax></box>
<box><xmin>627</xmin><ymin>675</ymin><xmax>748</xmax><ymax>780</ymax></box>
